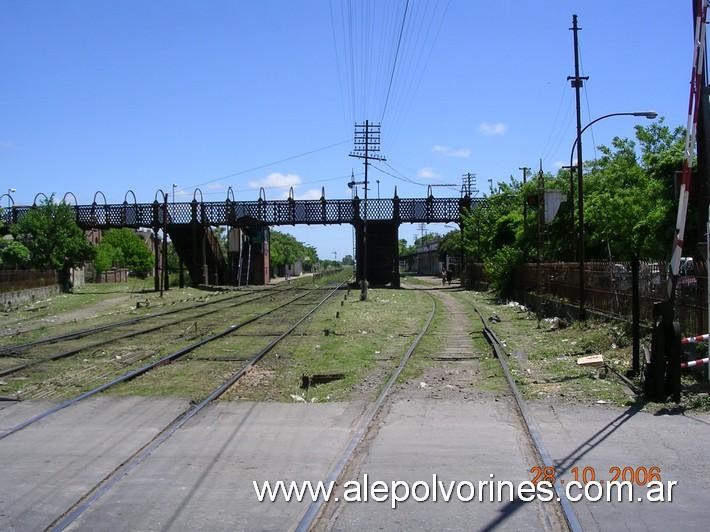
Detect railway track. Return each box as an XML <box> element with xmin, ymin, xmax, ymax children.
<box><xmin>475</xmin><ymin>307</ymin><xmax>582</xmax><ymax>532</ymax></box>
<box><xmin>0</xmin><ymin>275</ymin><xmax>348</xmax><ymax>440</ymax></box>
<box><xmin>0</xmin><ymin>274</ymin><xmax>344</xmax><ymax>390</ymax></box>
<box><xmin>0</xmin><ymin>288</ymin><xmax>295</xmax><ymax>380</ymax></box>
<box><xmin>38</xmin><ymin>278</ymin><xmax>349</xmax><ymax>531</ymax></box>
<box><xmin>295</xmin><ymin>285</ymin><xmax>580</xmax><ymax>531</ymax></box>
<box><xmin>1</xmin><ymin>278</ymin><xmax>580</xmax><ymax>530</ymax></box>
<box><xmin>0</xmin><ymin>287</ymin><xmax>264</xmax><ymax>355</ymax></box>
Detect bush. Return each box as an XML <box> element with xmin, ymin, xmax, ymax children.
<box><xmin>97</xmin><ymin>229</ymin><xmax>153</xmax><ymax>277</ymax></box>
<box><xmin>94</xmin><ymin>242</ymin><xmax>123</xmax><ymax>274</ymax></box>
<box><xmin>0</xmin><ymin>240</ymin><xmax>31</xmax><ymax>267</ymax></box>
<box><xmin>484</xmin><ymin>245</ymin><xmax>523</xmax><ymax>296</ymax></box>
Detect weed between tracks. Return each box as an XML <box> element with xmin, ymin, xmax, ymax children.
<box><xmin>220</xmin><ymin>288</ymin><xmax>430</xmax><ymax>403</ymax></box>
<box><xmin>458</xmin><ymin>291</ymin><xmax>648</xmax><ymax>407</ymax></box>
<box><xmin>0</xmin><ymin>279</ymin><xmax>233</xmax><ymax>348</ymax></box>
<box><xmin>395</xmin><ymin>282</ymin><xmax>508</xmax><ymax>398</ymax></box>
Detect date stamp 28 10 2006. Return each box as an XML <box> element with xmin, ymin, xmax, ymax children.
<box><xmin>530</xmin><ymin>465</ymin><xmax>677</xmax><ymax>503</ymax></box>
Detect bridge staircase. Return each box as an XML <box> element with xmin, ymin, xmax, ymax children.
<box><xmin>168</xmin><ymin>225</ymin><xmax>228</xmax><ymax>286</ymax></box>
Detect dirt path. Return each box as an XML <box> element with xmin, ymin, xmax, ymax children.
<box><xmin>398</xmin><ymin>279</ymin><xmax>493</xmax><ymax>400</ymax></box>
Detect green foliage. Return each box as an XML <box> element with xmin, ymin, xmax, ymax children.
<box><xmin>11</xmin><ymin>198</ymin><xmax>94</xmax><ymax>271</ymax></box>
<box><xmin>269</xmin><ymin>230</ymin><xmax>319</xmax><ymax>271</ymax></box>
<box><xmin>438</xmin><ymin>230</ymin><xmax>461</xmax><ymax>255</ymax></box>
<box><xmin>94</xmin><ymin>242</ymin><xmax>123</xmax><ymax>274</ymax></box>
<box><xmin>97</xmin><ymin>228</ymin><xmax>154</xmax><ymax>277</ymax></box>
<box><xmin>414</xmin><ymin>232</ymin><xmax>441</xmax><ymax>248</ymax></box>
<box><xmin>342</xmin><ymin>254</ymin><xmax>355</xmax><ymax>265</ymax></box>
<box><xmin>398</xmin><ymin>238</ymin><xmax>414</xmax><ymax>256</ymax></box>
<box><xmin>0</xmin><ymin>240</ymin><xmax>31</xmax><ymax>267</ymax></box>
<box><xmin>484</xmin><ymin>245</ymin><xmax>523</xmax><ymax>294</ymax></box>
<box><xmin>459</xmin><ymin>119</ymin><xmax>684</xmax><ymax>294</ymax></box>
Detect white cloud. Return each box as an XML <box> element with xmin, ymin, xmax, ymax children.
<box><xmin>478</xmin><ymin>122</ymin><xmax>508</xmax><ymax>136</ymax></box>
<box><xmin>249</xmin><ymin>172</ymin><xmax>302</xmax><ymax>190</ymax></box>
<box><xmin>206</xmin><ymin>182</ymin><xmax>224</xmax><ymax>190</ymax></box>
<box><xmin>293</xmin><ymin>188</ymin><xmax>322</xmax><ymax>200</ymax></box>
<box><xmin>553</xmin><ymin>161</ymin><xmax>566</xmax><ymax>169</ymax></box>
<box><xmin>418</xmin><ymin>167</ymin><xmax>441</xmax><ymax>179</ymax></box>
<box><xmin>432</xmin><ymin>145</ymin><xmax>471</xmax><ymax>158</ymax></box>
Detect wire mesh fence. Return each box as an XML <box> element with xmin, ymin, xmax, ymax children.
<box><xmin>468</xmin><ymin>260</ymin><xmax>707</xmax><ymax>336</ymax></box>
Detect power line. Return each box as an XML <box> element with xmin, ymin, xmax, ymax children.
<box><xmin>380</xmin><ymin>0</ymin><xmax>410</xmax><ymax>122</ymax></box>
<box><xmin>374</xmin><ymin>161</ymin><xmax>427</xmax><ymax>187</ymax></box>
<box><xmin>188</xmin><ymin>172</ymin><xmax>364</xmax><ymax>198</ymax></box>
<box><xmin>183</xmin><ymin>139</ymin><xmax>351</xmax><ymax>190</ymax></box>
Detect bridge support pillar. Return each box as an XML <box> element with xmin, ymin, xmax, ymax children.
<box><xmin>229</xmin><ymin>225</ymin><xmax>270</xmax><ymax>286</ymax></box>
<box><xmin>355</xmin><ymin>221</ymin><xmax>400</xmax><ymax>287</ymax></box>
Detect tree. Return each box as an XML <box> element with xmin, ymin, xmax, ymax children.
<box><xmin>0</xmin><ymin>239</ymin><xmax>31</xmax><ymax>267</ymax></box>
<box><xmin>94</xmin><ymin>242</ymin><xmax>123</xmax><ymax>274</ymax></box>
<box><xmin>12</xmin><ymin>198</ymin><xmax>94</xmax><ymax>288</ymax></box>
<box><xmin>96</xmin><ymin>228</ymin><xmax>154</xmax><ymax>277</ymax></box>
<box><xmin>269</xmin><ymin>230</ymin><xmax>320</xmax><ymax>274</ymax></box>
<box><xmin>342</xmin><ymin>254</ymin><xmax>354</xmax><ymax>265</ymax></box>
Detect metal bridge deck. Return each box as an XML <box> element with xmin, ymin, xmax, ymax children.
<box><xmin>3</xmin><ymin>196</ymin><xmax>482</xmax><ymax>228</ymax></box>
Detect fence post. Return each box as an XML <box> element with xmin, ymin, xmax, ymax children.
<box><xmin>631</xmin><ymin>256</ymin><xmax>640</xmax><ymax>376</ymax></box>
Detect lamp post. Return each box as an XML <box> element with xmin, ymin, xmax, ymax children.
<box><xmin>172</xmin><ymin>184</ymin><xmax>178</xmax><ymax>204</ymax></box>
<box><xmin>7</xmin><ymin>188</ymin><xmax>14</xmax><ymax>211</ymax></box>
<box><xmin>376</xmin><ymin>179</ymin><xmax>380</xmax><ymax>199</ymax></box>
<box><xmin>572</xmin><ymin>111</ymin><xmax>657</xmax><ymax>320</ymax></box>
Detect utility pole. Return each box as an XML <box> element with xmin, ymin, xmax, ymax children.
<box><xmin>461</xmin><ymin>173</ymin><xmax>476</xmax><ymax>197</ymax></box>
<box><xmin>536</xmin><ymin>159</ymin><xmax>545</xmax><ymax>326</ymax></box>
<box><xmin>518</xmin><ymin>167</ymin><xmax>530</xmax><ymax>224</ymax></box>
<box><xmin>561</xmin><ymin>164</ymin><xmax>576</xmax><ymax>256</ymax></box>
<box><xmin>349</xmin><ymin>120</ymin><xmax>385</xmax><ymax>301</ymax></box>
<box><xmin>569</xmin><ymin>14</ymin><xmax>589</xmax><ymax>321</ymax></box>
<box><xmin>418</xmin><ymin>222</ymin><xmax>427</xmax><ymax>247</ymax></box>
<box><xmin>488</xmin><ymin>179</ymin><xmax>493</xmax><ymax>194</ymax></box>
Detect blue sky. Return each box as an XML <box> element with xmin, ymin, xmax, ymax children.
<box><xmin>0</xmin><ymin>1</ymin><xmax>693</xmax><ymax>260</ymax></box>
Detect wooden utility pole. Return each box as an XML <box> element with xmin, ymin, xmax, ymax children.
<box><xmin>349</xmin><ymin>120</ymin><xmax>385</xmax><ymax>301</ymax></box>
<box><xmin>536</xmin><ymin>160</ymin><xmax>545</xmax><ymax>326</ymax></box>
<box><xmin>569</xmin><ymin>14</ymin><xmax>589</xmax><ymax>320</ymax></box>
<box><xmin>518</xmin><ymin>166</ymin><xmax>530</xmax><ymax>225</ymax></box>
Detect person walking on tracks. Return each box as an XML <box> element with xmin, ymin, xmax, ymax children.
<box><xmin>446</xmin><ymin>267</ymin><xmax>453</xmax><ymax>286</ymax></box>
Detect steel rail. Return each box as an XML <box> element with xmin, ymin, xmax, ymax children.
<box><xmin>0</xmin><ymin>288</ymin><xmax>297</xmax><ymax>378</ymax></box>
<box><xmin>475</xmin><ymin>308</ymin><xmax>582</xmax><ymax>532</ymax></box>
<box><xmin>0</xmin><ymin>288</ymin><xmax>271</xmax><ymax>355</ymax></box>
<box><xmin>295</xmin><ymin>292</ymin><xmax>436</xmax><ymax>532</ymax></box>
<box><xmin>0</xmin><ymin>288</ymin><xmax>321</xmax><ymax>441</ymax></box>
<box><xmin>46</xmin><ymin>279</ymin><xmax>348</xmax><ymax>532</ymax></box>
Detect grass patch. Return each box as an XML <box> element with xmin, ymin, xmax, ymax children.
<box><xmin>458</xmin><ymin>291</ymin><xmax>639</xmax><ymax>406</ymax></box>
<box><xmin>221</xmin><ymin>288</ymin><xmax>430</xmax><ymax>402</ymax></box>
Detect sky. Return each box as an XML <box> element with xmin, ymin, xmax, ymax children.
<box><xmin>0</xmin><ymin>1</ymin><xmax>695</xmax><ymax>261</ymax></box>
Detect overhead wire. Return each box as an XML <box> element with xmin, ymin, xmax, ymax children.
<box><xmin>329</xmin><ymin>0</ymin><xmax>351</xmax><ymax>135</ymax></box>
<box><xmin>539</xmin><ymin>78</ymin><xmax>574</xmax><ymax>162</ymax></box>
<box><xmin>197</xmin><ymin>172</ymin><xmax>364</xmax><ymax>197</ymax></box>
<box><xmin>380</xmin><ymin>0</ymin><xmax>411</xmax><ymax>123</ymax></box>
<box><xmin>182</xmin><ymin>139</ymin><xmax>351</xmax><ymax>190</ymax></box>
<box><xmin>385</xmin><ymin>0</ymin><xmax>450</xmax><ymax>149</ymax></box>
<box><xmin>579</xmin><ymin>41</ymin><xmax>598</xmax><ymax>164</ymax></box>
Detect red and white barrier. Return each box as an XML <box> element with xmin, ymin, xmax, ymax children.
<box><xmin>681</xmin><ymin>333</ymin><xmax>710</xmax><ymax>344</ymax></box>
<box><xmin>681</xmin><ymin>357</ymin><xmax>709</xmax><ymax>369</ymax></box>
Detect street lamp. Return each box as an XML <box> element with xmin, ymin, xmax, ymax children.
<box><xmin>573</xmin><ymin>110</ymin><xmax>657</xmax><ymax>320</ymax></box>
<box><xmin>376</xmin><ymin>179</ymin><xmax>380</xmax><ymax>199</ymax></box>
<box><xmin>7</xmin><ymin>188</ymin><xmax>15</xmax><ymax>211</ymax></box>
<box><xmin>172</xmin><ymin>184</ymin><xmax>178</xmax><ymax>204</ymax></box>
